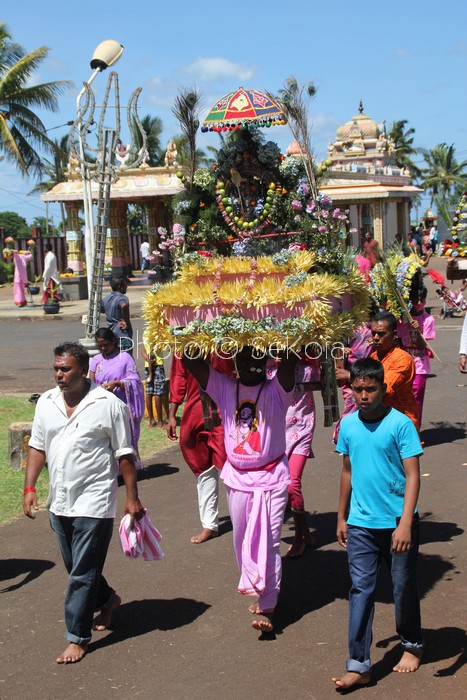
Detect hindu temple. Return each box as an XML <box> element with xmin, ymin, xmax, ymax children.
<box><xmin>318</xmin><ymin>101</ymin><xmax>422</xmax><ymax>247</ymax></box>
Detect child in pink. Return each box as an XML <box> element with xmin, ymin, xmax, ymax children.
<box><xmin>267</xmin><ymin>358</ymin><xmax>319</xmax><ymax>557</ymax></box>
<box><xmin>183</xmin><ymin>347</ymin><xmax>296</xmax><ymax>633</ymax></box>
<box><xmin>398</xmin><ymin>292</ymin><xmax>436</xmax><ymax>427</ymax></box>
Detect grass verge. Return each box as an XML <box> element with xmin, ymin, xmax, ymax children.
<box><xmin>0</xmin><ymin>395</ymin><xmax>175</xmax><ymax>524</ymax></box>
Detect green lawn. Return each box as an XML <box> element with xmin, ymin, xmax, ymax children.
<box><xmin>0</xmin><ymin>395</ymin><xmax>174</xmax><ymax>524</ymax></box>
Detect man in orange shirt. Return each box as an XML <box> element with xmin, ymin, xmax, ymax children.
<box><xmin>370</xmin><ymin>311</ymin><xmax>419</xmax><ymax>430</ymax></box>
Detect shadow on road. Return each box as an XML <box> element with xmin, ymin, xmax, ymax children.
<box><xmin>372</xmin><ymin>626</ymin><xmax>466</xmax><ymax>682</ymax></box>
<box><xmin>0</xmin><ymin>557</ymin><xmax>55</xmax><ymax>592</ymax></box>
<box><xmin>117</xmin><ymin>462</ymin><xmax>179</xmax><ymax>486</ymax></box>
<box><xmin>276</xmin><ymin>512</ymin><xmax>459</xmax><ymax>634</ymax></box>
<box><xmin>89</xmin><ymin>597</ymin><xmax>211</xmax><ymax>652</ymax></box>
<box><xmin>419</xmin><ymin>512</ymin><xmax>464</xmax><ymax>544</ymax></box>
<box><xmin>420</xmin><ymin>421</ymin><xmax>466</xmax><ymax>446</ymax></box>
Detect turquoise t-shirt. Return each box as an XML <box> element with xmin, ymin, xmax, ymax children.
<box><xmin>336</xmin><ymin>407</ymin><xmax>423</xmax><ymax>528</ymax></box>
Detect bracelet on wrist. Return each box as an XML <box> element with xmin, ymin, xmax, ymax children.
<box><xmin>23</xmin><ymin>486</ymin><xmax>36</xmax><ymax>494</ymax></box>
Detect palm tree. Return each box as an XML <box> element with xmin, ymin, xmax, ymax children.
<box><xmin>171</xmin><ymin>134</ymin><xmax>211</xmax><ymax>169</ymax></box>
<box><xmin>420</xmin><ymin>143</ymin><xmax>467</xmax><ymax>204</ymax></box>
<box><xmin>0</xmin><ymin>23</ymin><xmax>71</xmax><ymax>177</ymax></box>
<box><xmin>388</xmin><ymin>119</ymin><xmax>421</xmax><ymax>178</ymax></box>
<box><xmin>134</xmin><ymin>114</ymin><xmax>164</xmax><ymax>166</ymax></box>
<box><xmin>28</xmin><ymin>135</ymin><xmax>69</xmax><ymax>231</ymax></box>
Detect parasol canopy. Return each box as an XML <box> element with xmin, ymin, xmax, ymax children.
<box><xmin>426</xmin><ymin>269</ymin><xmax>445</xmax><ymax>285</ymax></box>
<box><xmin>201</xmin><ymin>88</ymin><xmax>287</xmax><ymax>132</ymax></box>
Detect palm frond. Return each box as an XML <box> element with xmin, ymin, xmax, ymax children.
<box><xmin>268</xmin><ymin>76</ymin><xmax>319</xmax><ymax>201</ymax></box>
<box><xmin>172</xmin><ymin>88</ymin><xmax>202</xmax><ymax>186</ymax></box>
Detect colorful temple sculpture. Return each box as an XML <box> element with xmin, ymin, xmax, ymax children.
<box><xmin>41</xmin><ymin>150</ymin><xmax>185</xmax><ymax>276</ymax></box>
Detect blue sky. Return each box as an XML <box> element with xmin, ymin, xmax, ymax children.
<box><xmin>1</xmin><ymin>0</ymin><xmax>467</xmax><ymax>226</ymax></box>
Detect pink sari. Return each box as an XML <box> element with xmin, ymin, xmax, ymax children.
<box><xmin>12</xmin><ymin>251</ymin><xmax>33</xmax><ymax>306</ymax></box>
<box><xmin>90</xmin><ymin>351</ymin><xmax>145</xmax><ymax>469</ymax></box>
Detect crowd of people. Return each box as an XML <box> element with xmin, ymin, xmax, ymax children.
<box><xmin>19</xmin><ymin>247</ymin><xmax>465</xmax><ymax>691</ymax></box>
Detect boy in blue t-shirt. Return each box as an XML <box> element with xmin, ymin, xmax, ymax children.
<box><xmin>332</xmin><ymin>358</ymin><xmax>424</xmax><ymax>691</ymax></box>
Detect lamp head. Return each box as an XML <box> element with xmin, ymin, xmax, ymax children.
<box><xmin>90</xmin><ymin>40</ymin><xmax>124</xmax><ymax>71</ymax></box>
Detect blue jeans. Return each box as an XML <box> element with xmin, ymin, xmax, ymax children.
<box><xmin>345</xmin><ymin>521</ymin><xmax>423</xmax><ymax>674</ymax></box>
<box><xmin>49</xmin><ymin>513</ymin><xmax>115</xmax><ymax>645</ymax></box>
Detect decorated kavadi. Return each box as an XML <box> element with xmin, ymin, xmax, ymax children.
<box><xmin>143</xmin><ymin>249</ymin><xmax>370</xmax><ymax>357</ymax></box>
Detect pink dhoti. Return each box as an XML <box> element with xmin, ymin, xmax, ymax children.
<box><xmin>222</xmin><ymin>458</ymin><xmax>290</xmax><ymax>611</ymax></box>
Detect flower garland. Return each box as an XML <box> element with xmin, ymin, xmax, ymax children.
<box><xmin>395</xmin><ymin>258</ymin><xmax>421</xmax><ymax>307</ymax></box>
<box><xmin>215</xmin><ymin>179</ymin><xmax>284</xmax><ymax>238</ymax></box>
<box><xmin>368</xmin><ymin>253</ymin><xmax>424</xmax><ymax>317</ymax></box>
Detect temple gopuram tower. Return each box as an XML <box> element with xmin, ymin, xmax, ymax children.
<box><xmin>319</xmin><ymin>101</ymin><xmax>423</xmax><ymax>248</ymax></box>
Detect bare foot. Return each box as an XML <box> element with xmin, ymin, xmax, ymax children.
<box><xmin>190</xmin><ymin>528</ymin><xmax>218</xmax><ymax>544</ymax></box>
<box><xmin>92</xmin><ymin>593</ymin><xmax>121</xmax><ymax>631</ymax></box>
<box><xmin>251</xmin><ymin>608</ymin><xmax>274</xmax><ymax>633</ymax></box>
<box><xmin>56</xmin><ymin>642</ymin><xmax>88</xmax><ymax>664</ymax></box>
<box><xmin>148</xmin><ymin>421</ymin><xmax>156</xmax><ymax>428</ymax></box>
<box><xmin>332</xmin><ymin>671</ymin><xmax>370</xmax><ymax>689</ymax></box>
<box><xmin>287</xmin><ymin>533</ymin><xmax>315</xmax><ymax>558</ymax></box>
<box><xmin>393</xmin><ymin>650</ymin><xmax>422</xmax><ymax>673</ymax></box>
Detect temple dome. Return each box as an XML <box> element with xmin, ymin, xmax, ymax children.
<box><xmin>286</xmin><ymin>140</ymin><xmax>303</xmax><ymax>156</ymax></box>
<box><xmin>336</xmin><ymin>102</ymin><xmax>380</xmax><ymax>141</ymax></box>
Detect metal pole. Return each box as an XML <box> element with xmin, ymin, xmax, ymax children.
<box><xmin>76</xmin><ymin>68</ymin><xmax>101</xmax><ymax>287</ymax></box>
<box><xmin>85</xmin><ymin>127</ymin><xmax>117</xmax><ymax>340</ymax></box>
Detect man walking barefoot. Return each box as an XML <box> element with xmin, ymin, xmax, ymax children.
<box><xmin>23</xmin><ymin>342</ymin><xmax>144</xmax><ymax>664</ymax></box>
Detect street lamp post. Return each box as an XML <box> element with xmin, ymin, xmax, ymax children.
<box><xmin>68</xmin><ymin>41</ymin><xmax>146</xmax><ymax>354</ymax></box>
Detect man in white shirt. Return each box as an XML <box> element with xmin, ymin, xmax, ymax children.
<box><xmin>42</xmin><ymin>242</ymin><xmax>60</xmax><ymax>303</ymax></box>
<box><xmin>23</xmin><ymin>342</ymin><xmax>144</xmax><ymax>665</ymax></box>
<box><xmin>459</xmin><ymin>313</ymin><xmax>467</xmax><ymax>373</ymax></box>
<box><xmin>140</xmin><ymin>238</ymin><xmax>150</xmax><ymax>272</ymax></box>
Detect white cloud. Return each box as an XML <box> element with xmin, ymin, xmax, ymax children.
<box><xmin>394</xmin><ymin>47</ymin><xmax>411</xmax><ymax>59</ymax></box>
<box><xmin>144</xmin><ymin>76</ymin><xmax>179</xmax><ymax>108</ymax></box>
<box><xmin>182</xmin><ymin>57</ymin><xmax>256</xmax><ymax>83</ymax></box>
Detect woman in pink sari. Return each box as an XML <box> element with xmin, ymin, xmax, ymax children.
<box><xmin>3</xmin><ymin>249</ymin><xmax>33</xmax><ymax>306</ymax></box>
<box><xmin>89</xmin><ymin>328</ymin><xmax>145</xmax><ymax>469</ymax></box>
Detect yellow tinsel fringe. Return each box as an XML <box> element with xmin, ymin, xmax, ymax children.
<box><xmin>177</xmin><ymin>249</ymin><xmax>317</xmax><ymax>282</ymax></box>
<box><xmin>142</xmin><ymin>256</ymin><xmax>370</xmax><ymax>356</ymax></box>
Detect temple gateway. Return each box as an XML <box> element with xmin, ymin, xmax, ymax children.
<box><xmin>41</xmin><ymin>155</ymin><xmax>184</xmax><ymax>276</ymax></box>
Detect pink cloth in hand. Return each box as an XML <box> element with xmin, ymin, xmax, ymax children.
<box><xmin>118</xmin><ymin>510</ymin><xmax>164</xmax><ymax>561</ymax></box>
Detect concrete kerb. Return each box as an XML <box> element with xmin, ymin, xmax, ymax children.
<box><xmin>0</xmin><ymin>276</ymin><xmax>152</xmax><ymax>322</ymax></box>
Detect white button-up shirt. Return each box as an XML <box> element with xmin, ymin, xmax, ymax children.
<box><xmin>29</xmin><ymin>382</ymin><xmax>133</xmax><ymax>518</ymax></box>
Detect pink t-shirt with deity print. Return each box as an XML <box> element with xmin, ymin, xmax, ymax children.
<box><xmin>206</xmin><ymin>368</ymin><xmax>293</xmax><ymax>491</ymax></box>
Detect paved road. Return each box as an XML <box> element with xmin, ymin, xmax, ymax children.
<box><xmin>0</xmin><ymin>317</ymin><xmax>149</xmax><ymax>393</ymax></box>
<box><xmin>1</xmin><ymin>263</ymin><xmax>466</xmax><ymax>699</ymax></box>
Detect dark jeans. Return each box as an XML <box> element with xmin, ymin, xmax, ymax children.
<box><xmin>49</xmin><ymin>513</ymin><xmax>114</xmax><ymax>645</ymax></box>
<box><xmin>345</xmin><ymin>521</ymin><xmax>423</xmax><ymax>674</ymax></box>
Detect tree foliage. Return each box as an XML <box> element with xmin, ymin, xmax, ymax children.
<box><xmin>0</xmin><ymin>23</ymin><xmax>72</xmax><ymax>177</ymax></box>
<box><xmin>134</xmin><ymin>114</ymin><xmax>164</xmax><ymax>166</ymax></box>
<box><xmin>0</xmin><ymin>210</ymin><xmax>30</xmax><ymax>236</ymax></box>
<box><xmin>388</xmin><ymin>119</ymin><xmax>421</xmax><ymax>178</ymax></box>
<box><xmin>420</xmin><ymin>143</ymin><xmax>467</xmax><ymax>202</ymax></box>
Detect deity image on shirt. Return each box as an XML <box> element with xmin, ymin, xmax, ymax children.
<box><xmin>232</xmin><ymin>400</ymin><xmax>262</xmax><ymax>455</ymax></box>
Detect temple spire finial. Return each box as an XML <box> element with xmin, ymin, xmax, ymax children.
<box><xmin>358</xmin><ymin>100</ymin><xmax>364</xmax><ymax>114</ymax></box>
